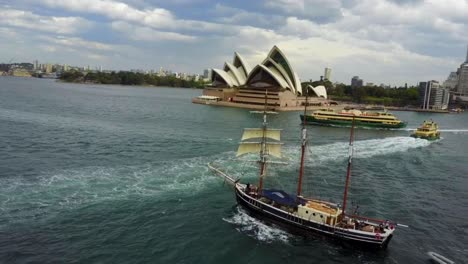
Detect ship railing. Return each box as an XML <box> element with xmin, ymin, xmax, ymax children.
<box><xmin>347</xmin><ymin>214</ymin><xmax>408</xmax><ymax>228</ymax></box>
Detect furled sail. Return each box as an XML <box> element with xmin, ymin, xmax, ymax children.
<box><xmin>237</xmin><ymin>142</ymin><xmax>282</xmax><ymax>158</ymax></box>
<box><xmin>241</xmin><ymin>128</ymin><xmax>281</xmax><ymax>141</ymax></box>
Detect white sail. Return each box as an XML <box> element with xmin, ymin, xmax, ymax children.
<box><xmin>237</xmin><ymin>142</ymin><xmax>282</xmax><ymax>158</ymax></box>
<box><xmin>241</xmin><ymin>128</ymin><xmax>281</xmax><ymax>141</ymax></box>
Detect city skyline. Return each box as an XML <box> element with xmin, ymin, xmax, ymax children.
<box><xmin>1</xmin><ymin>0</ymin><xmax>468</xmax><ymax>86</ymax></box>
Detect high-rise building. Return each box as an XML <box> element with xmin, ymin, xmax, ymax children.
<box><xmin>456</xmin><ymin>45</ymin><xmax>468</xmax><ymax>95</ymax></box>
<box><xmin>324</xmin><ymin>67</ymin><xmax>331</xmax><ymax>81</ymax></box>
<box><xmin>351</xmin><ymin>76</ymin><xmax>363</xmax><ymax>87</ymax></box>
<box><xmin>419</xmin><ymin>80</ymin><xmax>450</xmax><ymax>110</ymax></box>
<box><xmin>203</xmin><ymin>68</ymin><xmax>212</xmax><ymax>81</ymax></box>
<box><xmin>45</xmin><ymin>64</ymin><xmax>53</xmax><ymax>74</ymax></box>
<box><xmin>33</xmin><ymin>60</ymin><xmax>38</xmax><ymax>70</ymax></box>
<box><xmin>443</xmin><ymin>72</ymin><xmax>458</xmax><ymax>90</ymax></box>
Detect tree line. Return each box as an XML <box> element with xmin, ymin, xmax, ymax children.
<box><xmin>60</xmin><ymin>70</ymin><xmax>206</xmax><ymax>89</ymax></box>
<box><xmin>302</xmin><ymin>80</ymin><xmax>420</xmax><ymax>107</ymax></box>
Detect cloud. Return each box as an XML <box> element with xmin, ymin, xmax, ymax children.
<box><xmin>40</xmin><ymin>0</ymin><xmax>174</xmax><ymax>25</ymax></box>
<box><xmin>264</xmin><ymin>0</ymin><xmax>344</xmax><ymax>22</ymax></box>
<box><xmin>213</xmin><ymin>4</ymin><xmax>285</xmax><ymax>28</ymax></box>
<box><xmin>111</xmin><ymin>21</ymin><xmax>197</xmax><ymax>42</ymax></box>
<box><xmin>39</xmin><ymin>0</ymin><xmax>228</xmax><ymax>34</ymax></box>
<box><xmin>2</xmin><ymin>0</ymin><xmax>467</xmax><ymax>85</ymax></box>
<box><xmin>40</xmin><ymin>36</ymin><xmax>116</xmax><ymax>51</ymax></box>
<box><xmin>0</xmin><ymin>8</ymin><xmax>92</xmax><ymax>34</ymax></box>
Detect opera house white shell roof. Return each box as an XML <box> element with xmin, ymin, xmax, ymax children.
<box><xmin>211</xmin><ymin>46</ymin><xmax>303</xmax><ymax>95</ymax></box>
<box><xmin>308</xmin><ymin>85</ymin><xmax>327</xmax><ymax>99</ymax></box>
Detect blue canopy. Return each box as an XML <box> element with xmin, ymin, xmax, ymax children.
<box><xmin>262</xmin><ymin>189</ymin><xmax>298</xmax><ymax>207</ymax></box>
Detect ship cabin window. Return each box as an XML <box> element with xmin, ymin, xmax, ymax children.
<box><xmin>320</xmin><ymin>215</ymin><xmax>323</xmax><ymax>218</ymax></box>
<box><xmin>306</xmin><ymin>210</ymin><xmax>309</xmax><ymax>214</ymax></box>
<box><xmin>312</xmin><ymin>213</ymin><xmax>316</xmax><ymax>216</ymax></box>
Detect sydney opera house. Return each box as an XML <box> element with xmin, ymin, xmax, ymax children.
<box><xmin>194</xmin><ymin>46</ymin><xmax>328</xmax><ymax>110</ymax></box>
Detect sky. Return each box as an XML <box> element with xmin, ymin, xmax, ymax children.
<box><xmin>1</xmin><ymin>0</ymin><xmax>468</xmax><ymax>86</ymax></box>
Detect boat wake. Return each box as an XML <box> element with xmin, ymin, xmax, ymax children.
<box><xmin>438</xmin><ymin>129</ymin><xmax>468</xmax><ymax>134</ymax></box>
<box><xmin>0</xmin><ymin>156</ymin><xmax>221</xmax><ymax>226</ymax></box>
<box><xmin>281</xmin><ymin>136</ymin><xmax>432</xmax><ymax>165</ymax></box>
<box><xmin>222</xmin><ymin>207</ymin><xmax>291</xmax><ymax>243</ymax></box>
<box><xmin>399</xmin><ymin>128</ymin><xmax>468</xmax><ymax>134</ymax></box>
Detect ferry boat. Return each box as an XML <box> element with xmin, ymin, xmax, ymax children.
<box><xmin>210</xmin><ymin>93</ymin><xmax>404</xmax><ymax>249</ymax></box>
<box><xmin>411</xmin><ymin>120</ymin><xmax>440</xmax><ymax>140</ymax></box>
<box><xmin>195</xmin><ymin>95</ymin><xmax>221</xmax><ymax>104</ymax></box>
<box><xmin>300</xmin><ymin>108</ymin><xmax>406</xmax><ymax>129</ymax></box>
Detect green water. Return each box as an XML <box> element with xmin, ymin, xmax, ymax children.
<box><xmin>0</xmin><ymin>77</ymin><xmax>467</xmax><ymax>263</ymax></box>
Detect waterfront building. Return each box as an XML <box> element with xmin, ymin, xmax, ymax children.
<box><xmin>324</xmin><ymin>67</ymin><xmax>331</xmax><ymax>81</ymax></box>
<box><xmin>351</xmin><ymin>76</ymin><xmax>363</xmax><ymax>87</ymax></box>
<box><xmin>443</xmin><ymin>72</ymin><xmax>458</xmax><ymax>90</ymax></box>
<box><xmin>456</xmin><ymin>46</ymin><xmax>468</xmax><ymax>95</ymax></box>
<box><xmin>203</xmin><ymin>69</ymin><xmax>212</xmax><ymax>81</ymax></box>
<box><xmin>45</xmin><ymin>64</ymin><xmax>53</xmax><ymax>74</ymax></box>
<box><xmin>307</xmin><ymin>85</ymin><xmax>327</xmax><ymax>99</ymax></box>
<box><xmin>419</xmin><ymin>80</ymin><xmax>450</xmax><ymax>110</ymax></box>
<box><xmin>11</xmin><ymin>68</ymin><xmax>32</xmax><ymax>77</ymax></box>
<box><xmin>197</xmin><ymin>46</ymin><xmax>328</xmax><ymax>109</ymax></box>
<box><xmin>210</xmin><ymin>52</ymin><xmax>252</xmax><ymax>88</ymax></box>
<box><xmin>210</xmin><ymin>46</ymin><xmax>302</xmax><ymax>94</ymax></box>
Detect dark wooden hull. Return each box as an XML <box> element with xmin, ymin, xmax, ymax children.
<box><xmin>235</xmin><ymin>186</ymin><xmax>393</xmax><ymax>249</ymax></box>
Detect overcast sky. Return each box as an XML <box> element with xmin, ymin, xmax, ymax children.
<box><xmin>1</xmin><ymin>0</ymin><xmax>468</xmax><ymax>86</ymax></box>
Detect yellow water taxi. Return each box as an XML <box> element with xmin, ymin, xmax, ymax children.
<box><xmin>411</xmin><ymin>120</ymin><xmax>440</xmax><ymax>140</ymax></box>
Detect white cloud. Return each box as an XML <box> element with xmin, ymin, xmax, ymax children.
<box><xmin>111</xmin><ymin>21</ymin><xmax>197</xmax><ymax>42</ymax></box>
<box><xmin>0</xmin><ymin>8</ymin><xmax>91</xmax><ymax>34</ymax></box>
<box><xmin>39</xmin><ymin>0</ymin><xmax>228</xmax><ymax>34</ymax></box>
<box><xmin>40</xmin><ymin>36</ymin><xmax>116</xmax><ymax>51</ymax></box>
<box><xmin>213</xmin><ymin>4</ymin><xmax>285</xmax><ymax>28</ymax></box>
<box><xmin>2</xmin><ymin>0</ymin><xmax>467</xmax><ymax>85</ymax></box>
<box><xmin>86</xmin><ymin>53</ymin><xmax>107</xmax><ymax>61</ymax></box>
<box><xmin>264</xmin><ymin>0</ymin><xmax>343</xmax><ymax>22</ymax></box>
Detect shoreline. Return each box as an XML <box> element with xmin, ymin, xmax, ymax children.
<box><xmin>192</xmin><ymin>98</ymin><xmax>346</xmax><ymax>112</ymax></box>
<box><xmin>192</xmin><ymin>98</ymin><xmax>453</xmax><ymax>113</ymax></box>
<box><xmin>386</xmin><ymin>106</ymin><xmax>450</xmax><ymax>113</ymax></box>
<box><xmin>57</xmin><ymin>79</ymin><xmax>204</xmax><ymax>89</ymax></box>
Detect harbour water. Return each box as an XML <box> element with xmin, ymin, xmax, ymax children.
<box><xmin>0</xmin><ymin>77</ymin><xmax>467</xmax><ymax>263</ymax></box>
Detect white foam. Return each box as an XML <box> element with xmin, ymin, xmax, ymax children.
<box><xmin>281</xmin><ymin>136</ymin><xmax>432</xmax><ymax>165</ymax></box>
<box><xmin>438</xmin><ymin>129</ymin><xmax>468</xmax><ymax>134</ymax></box>
<box><xmin>223</xmin><ymin>207</ymin><xmax>291</xmax><ymax>243</ymax></box>
<box><xmin>401</xmin><ymin>128</ymin><xmax>468</xmax><ymax>134</ymax></box>
<box><xmin>0</xmin><ymin>155</ymin><xmax>225</xmax><ymax>226</ymax></box>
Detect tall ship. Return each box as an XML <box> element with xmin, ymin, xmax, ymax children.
<box><xmin>210</xmin><ymin>93</ymin><xmax>403</xmax><ymax>249</ymax></box>
<box><xmin>300</xmin><ymin>108</ymin><xmax>406</xmax><ymax>129</ymax></box>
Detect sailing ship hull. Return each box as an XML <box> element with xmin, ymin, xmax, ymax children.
<box><xmin>234</xmin><ymin>186</ymin><xmax>393</xmax><ymax>249</ymax></box>
<box><xmin>300</xmin><ymin>114</ymin><xmax>406</xmax><ymax>129</ymax></box>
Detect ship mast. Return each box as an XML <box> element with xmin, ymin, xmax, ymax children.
<box><xmin>297</xmin><ymin>90</ymin><xmax>308</xmax><ymax>197</ymax></box>
<box><xmin>258</xmin><ymin>90</ymin><xmax>268</xmax><ymax>192</ymax></box>
<box><xmin>341</xmin><ymin>116</ymin><xmax>355</xmax><ymax>217</ymax></box>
